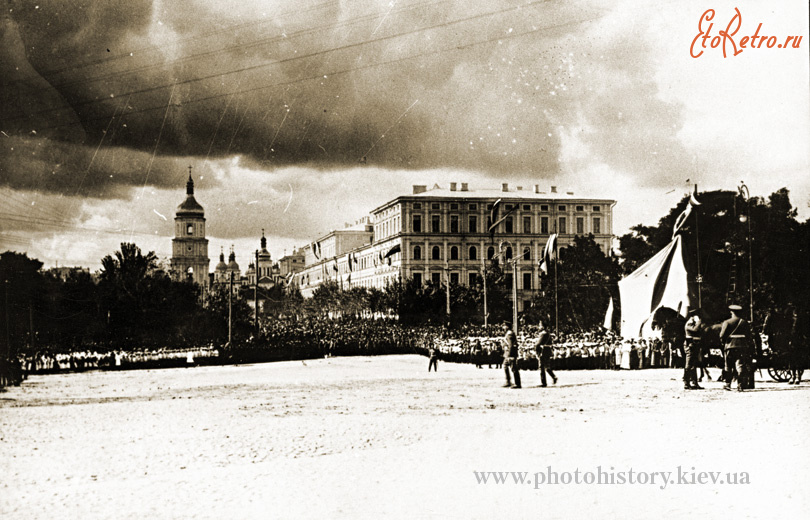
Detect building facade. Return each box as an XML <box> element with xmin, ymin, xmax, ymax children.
<box><xmin>171</xmin><ymin>174</ymin><xmax>210</xmax><ymax>287</ymax></box>
<box><xmin>292</xmin><ymin>183</ymin><xmax>615</xmax><ymax>311</ymax></box>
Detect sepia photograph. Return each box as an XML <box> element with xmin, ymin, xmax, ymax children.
<box><xmin>1</xmin><ymin>0</ymin><xmax>808</xmax><ymax>518</ymax></box>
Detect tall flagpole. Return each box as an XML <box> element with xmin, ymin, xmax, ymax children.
<box><xmin>695</xmin><ymin>184</ymin><xmax>702</xmax><ymax>308</ymax></box>
<box><xmin>482</xmin><ymin>256</ymin><xmax>488</xmax><ymax>327</ymax></box>
<box><xmin>254</xmin><ymin>249</ymin><xmax>259</xmax><ymax>332</ymax></box>
<box><xmin>554</xmin><ymin>238</ymin><xmax>559</xmax><ymax>336</ymax></box>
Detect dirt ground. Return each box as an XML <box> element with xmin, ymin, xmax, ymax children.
<box><xmin>1</xmin><ymin>355</ymin><xmax>808</xmax><ymax>519</ymax></box>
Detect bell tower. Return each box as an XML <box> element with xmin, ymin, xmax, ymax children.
<box><xmin>171</xmin><ymin>167</ymin><xmax>210</xmax><ymax>287</ymax></box>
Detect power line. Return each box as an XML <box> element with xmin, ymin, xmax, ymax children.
<box><xmin>6</xmin><ymin>0</ymin><xmax>344</xmax><ymax>86</ymax></box>
<box><xmin>0</xmin><ymin>212</ymin><xmax>169</xmax><ymax>239</ymax></box>
<box><xmin>32</xmin><ymin>1</ymin><xmax>590</xmax><ymax>135</ymax></box>
<box><xmin>24</xmin><ymin>0</ymin><xmax>448</xmax><ymax>98</ymax></box>
<box><xmin>5</xmin><ymin>0</ymin><xmax>555</xmax><ymax>128</ymax></box>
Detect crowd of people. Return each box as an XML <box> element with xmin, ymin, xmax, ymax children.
<box><xmin>1</xmin><ymin>304</ymin><xmax>805</xmax><ymax>392</ymax></box>
<box><xmin>425</xmin><ymin>328</ymin><xmax>719</xmax><ymax>372</ymax></box>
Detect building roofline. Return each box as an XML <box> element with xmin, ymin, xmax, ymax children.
<box><xmin>371</xmin><ymin>191</ymin><xmax>616</xmax><ymax>214</ymax></box>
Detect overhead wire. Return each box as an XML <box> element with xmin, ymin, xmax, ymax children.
<box><xmin>5</xmin><ymin>0</ymin><xmax>345</xmax><ymax>87</ymax></box>
<box><xmin>5</xmin><ymin>0</ymin><xmax>557</xmax><ymax>129</ymax></box>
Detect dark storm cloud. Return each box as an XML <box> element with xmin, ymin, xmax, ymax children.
<box><xmin>1</xmin><ymin>0</ymin><xmax>688</xmax><ymax>196</ymax></box>
<box><xmin>0</xmin><ymin>135</ymin><xmax>211</xmax><ymax>197</ymax></box>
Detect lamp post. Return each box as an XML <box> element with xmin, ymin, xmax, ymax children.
<box><xmin>738</xmin><ymin>182</ymin><xmax>754</xmax><ymax>323</ymax></box>
<box><xmin>228</xmin><ymin>271</ymin><xmax>234</xmax><ymax>346</ymax></box>
<box><xmin>254</xmin><ymin>249</ymin><xmax>259</xmax><ymax>332</ymax></box>
<box><xmin>498</xmin><ymin>241</ymin><xmax>519</xmax><ymax>336</ymax></box>
<box><xmin>444</xmin><ymin>260</ymin><xmax>451</xmax><ymax>320</ymax></box>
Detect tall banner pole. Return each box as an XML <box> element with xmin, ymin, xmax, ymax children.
<box><xmin>228</xmin><ymin>271</ymin><xmax>233</xmax><ymax>346</ymax></box>
<box><xmin>554</xmin><ymin>239</ymin><xmax>559</xmax><ymax>336</ymax></box>
<box><xmin>695</xmin><ymin>184</ymin><xmax>702</xmax><ymax>308</ymax></box>
<box><xmin>482</xmin><ymin>256</ymin><xmax>488</xmax><ymax>327</ymax></box>
<box><xmin>512</xmin><ymin>259</ymin><xmax>518</xmax><ymax>336</ymax></box>
<box><xmin>254</xmin><ymin>249</ymin><xmax>259</xmax><ymax>332</ymax></box>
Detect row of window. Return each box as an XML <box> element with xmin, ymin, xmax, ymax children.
<box><xmin>411</xmin><ymin>215</ymin><xmax>601</xmax><ymax>235</ymax></box>
<box><xmin>412</xmin><ymin>271</ymin><xmax>535</xmax><ymax>289</ymax></box>
<box><xmin>412</xmin><ymin>202</ymin><xmax>602</xmax><ymax>213</ymax></box>
<box><xmin>412</xmin><ymin>245</ymin><xmax>533</xmax><ymax>261</ymax></box>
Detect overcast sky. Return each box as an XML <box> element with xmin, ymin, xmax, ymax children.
<box><xmin>1</xmin><ymin>0</ymin><xmax>808</xmax><ymax>270</ymax></box>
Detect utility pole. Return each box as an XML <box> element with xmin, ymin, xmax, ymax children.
<box><xmin>228</xmin><ymin>271</ymin><xmax>233</xmax><ymax>346</ymax></box>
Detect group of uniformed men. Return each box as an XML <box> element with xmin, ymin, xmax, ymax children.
<box><xmin>500</xmin><ymin>321</ymin><xmax>557</xmax><ymax>389</ymax></box>
<box><xmin>685</xmin><ymin>303</ymin><xmax>803</xmax><ymax>391</ymax></box>
<box><xmin>426</xmin><ymin>302</ymin><xmax>805</xmax><ymax>393</ymax></box>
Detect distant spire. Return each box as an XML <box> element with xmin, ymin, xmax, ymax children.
<box><xmin>186</xmin><ymin>166</ymin><xmax>194</xmax><ymax>195</ymax></box>
<box><xmin>260</xmin><ymin>228</ymin><xmax>267</xmax><ymax>250</ymax></box>
<box><xmin>228</xmin><ymin>245</ymin><xmax>235</xmax><ymax>262</ymax></box>
<box><xmin>220</xmin><ymin>246</ymin><xmax>224</xmax><ymax>262</ymax></box>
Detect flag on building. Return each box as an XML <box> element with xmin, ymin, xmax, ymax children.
<box><xmin>384</xmin><ymin>244</ymin><xmax>401</xmax><ymax>259</ymax></box>
<box><xmin>488</xmin><ymin>199</ymin><xmax>501</xmax><ymax>241</ymax></box>
<box><xmin>539</xmin><ymin>234</ymin><xmax>558</xmax><ymax>274</ymax></box>
<box><xmin>488</xmin><ymin>199</ymin><xmax>517</xmax><ymax>241</ymax></box>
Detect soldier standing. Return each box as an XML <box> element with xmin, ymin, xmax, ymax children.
<box><xmin>472</xmin><ymin>339</ymin><xmax>483</xmax><ymax>369</ymax></box>
<box><xmin>427</xmin><ymin>336</ymin><xmax>439</xmax><ymax>372</ymax></box>
<box><xmin>683</xmin><ymin>309</ymin><xmax>704</xmax><ymax>390</ymax></box>
<box><xmin>786</xmin><ymin>305</ymin><xmax>804</xmax><ymax>385</ymax></box>
<box><xmin>534</xmin><ymin>321</ymin><xmax>557</xmax><ymax>387</ymax></box>
<box><xmin>502</xmin><ymin>324</ymin><xmax>521</xmax><ymax>388</ymax></box>
<box><xmin>719</xmin><ymin>304</ymin><xmax>754</xmax><ymax>392</ymax></box>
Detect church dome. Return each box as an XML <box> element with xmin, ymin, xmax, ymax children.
<box><xmin>227</xmin><ymin>250</ymin><xmax>240</xmax><ymax>272</ymax></box>
<box><xmin>177</xmin><ymin>175</ymin><xmax>205</xmax><ymax>217</ymax></box>
<box><xmin>215</xmin><ymin>250</ymin><xmax>227</xmax><ymax>272</ymax></box>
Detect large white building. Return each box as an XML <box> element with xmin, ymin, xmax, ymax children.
<box><xmin>292</xmin><ymin>183</ymin><xmax>615</xmax><ymax>312</ymax></box>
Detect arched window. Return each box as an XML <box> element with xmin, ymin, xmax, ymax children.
<box><xmin>505</xmin><ymin>247</ymin><xmax>513</xmax><ymax>260</ymax></box>
<box><xmin>487</xmin><ymin>246</ymin><xmax>495</xmax><ymax>260</ymax></box>
<box><xmin>523</xmin><ymin>246</ymin><xmax>531</xmax><ymax>261</ymax></box>
<box><xmin>413</xmin><ymin>245</ymin><xmax>422</xmax><ymax>260</ymax></box>
<box><xmin>469</xmin><ymin>246</ymin><xmax>477</xmax><ymax>260</ymax></box>
<box><xmin>432</xmin><ymin>246</ymin><xmax>441</xmax><ymax>260</ymax></box>
<box><xmin>450</xmin><ymin>246</ymin><xmax>459</xmax><ymax>260</ymax></box>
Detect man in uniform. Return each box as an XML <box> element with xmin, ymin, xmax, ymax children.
<box><xmin>786</xmin><ymin>305</ymin><xmax>804</xmax><ymax>385</ymax></box>
<box><xmin>719</xmin><ymin>304</ymin><xmax>754</xmax><ymax>392</ymax></box>
<box><xmin>427</xmin><ymin>336</ymin><xmax>439</xmax><ymax>372</ymax></box>
<box><xmin>472</xmin><ymin>339</ymin><xmax>483</xmax><ymax>369</ymax></box>
<box><xmin>534</xmin><ymin>321</ymin><xmax>557</xmax><ymax>387</ymax></box>
<box><xmin>683</xmin><ymin>308</ymin><xmax>704</xmax><ymax>390</ymax></box>
<box><xmin>502</xmin><ymin>324</ymin><xmax>521</xmax><ymax>388</ymax></box>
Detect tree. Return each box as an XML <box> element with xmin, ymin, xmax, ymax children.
<box><xmin>617</xmin><ymin>187</ymin><xmax>810</xmax><ymax>328</ymax></box>
<box><xmin>0</xmin><ymin>251</ymin><xmax>46</xmax><ymax>355</ymax></box>
<box><xmin>527</xmin><ymin>235</ymin><xmax>619</xmax><ymax>332</ymax></box>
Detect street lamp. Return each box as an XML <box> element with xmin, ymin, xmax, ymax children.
<box><xmin>498</xmin><ymin>241</ymin><xmax>519</xmax><ymax>336</ymax></box>
<box><xmin>443</xmin><ymin>260</ymin><xmax>451</xmax><ymax>320</ymax></box>
<box><xmin>738</xmin><ymin>182</ymin><xmax>754</xmax><ymax>323</ymax></box>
